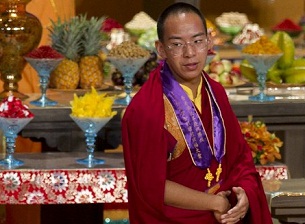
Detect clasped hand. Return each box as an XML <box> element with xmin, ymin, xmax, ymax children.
<box><xmin>214</xmin><ymin>187</ymin><xmax>249</xmax><ymax>224</ymax></box>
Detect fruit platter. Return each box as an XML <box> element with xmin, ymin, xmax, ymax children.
<box><xmin>205</xmin><ymin>52</ymin><xmax>246</xmax><ymax>88</ymax></box>
<box><xmin>215</xmin><ymin>12</ymin><xmax>249</xmax><ymax>35</ymax></box>
<box><xmin>33</xmin><ymin>10</ymin><xmax>305</xmax><ymax>97</ymax></box>
<box><xmin>240</xmin><ymin>31</ymin><xmax>305</xmax><ymax>87</ymax></box>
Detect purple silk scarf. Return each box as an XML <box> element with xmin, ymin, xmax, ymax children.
<box><xmin>161</xmin><ymin>61</ymin><xmax>226</xmax><ymax>169</ymax></box>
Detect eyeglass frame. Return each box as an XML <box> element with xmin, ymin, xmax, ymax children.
<box><xmin>165</xmin><ymin>35</ymin><xmax>210</xmax><ymax>57</ymax></box>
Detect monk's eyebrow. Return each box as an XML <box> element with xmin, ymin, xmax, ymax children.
<box><xmin>168</xmin><ymin>32</ymin><xmax>206</xmax><ymax>41</ymax></box>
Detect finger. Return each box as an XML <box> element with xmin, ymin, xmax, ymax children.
<box><xmin>232</xmin><ymin>187</ymin><xmax>244</xmax><ymax>197</ymax></box>
<box><xmin>225</xmin><ymin>190</ymin><xmax>231</xmax><ymax>196</ymax></box>
<box><xmin>227</xmin><ymin>204</ymin><xmax>245</xmax><ymax>215</ymax></box>
<box><xmin>217</xmin><ymin>190</ymin><xmax>231</xmax><ymax>196</ymax></box>
<box><xmin>221</xmin><ymin>215</ymin><xmax>241</xmax><ymax>224</ymax></box>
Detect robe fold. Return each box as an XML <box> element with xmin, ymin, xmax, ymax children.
<box><xmin>122</xmin><ymin>63</ymin><xmax>272</xmax><ymax>223</ymax></box>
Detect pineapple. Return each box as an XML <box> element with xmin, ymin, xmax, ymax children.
<box><xmin>48</xmin><ymin>16</ymin><xmax>85</xmax><ymax>89</ymax></box>
<box><xmin>79</xmin><ymin>16</ymin><xmax>106</xmax><ymax>89</ymax></box>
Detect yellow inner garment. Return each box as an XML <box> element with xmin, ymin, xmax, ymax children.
<box><xmin>180</xmin><ymin>77</ymin><xmax>202</xmax><ymax>113</ymax></box>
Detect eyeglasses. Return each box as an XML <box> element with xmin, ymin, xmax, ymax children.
<box><xmin>166</xmin><ymin>38</ymin><xmax>208</xmax><ymax>57</ymax></box>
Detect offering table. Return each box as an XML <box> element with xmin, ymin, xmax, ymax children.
<box><xmin>0</xmin><ymin>151</ymin><xmax>126</xmax><ymax>224</ymax></box>
<box><xmin>19</xmin><ymin>88</ymin><xmax>305</xmax><ymax>178</ymax></box>
<box><xmin>0</xmin><ymin>152</ymin><xmax>127</xmax><ymax>204</ymax></box>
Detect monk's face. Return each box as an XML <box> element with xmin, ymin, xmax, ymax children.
<box><xmin>156</xmin><ymin>12</ymin><xmax>211</xmax><ymax>84</ymax></box>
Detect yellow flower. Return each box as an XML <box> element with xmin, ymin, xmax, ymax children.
<box><xmin>70</xmin><ymin>87</ymin><xmax>117</xmax><ymax>118</ymax></box>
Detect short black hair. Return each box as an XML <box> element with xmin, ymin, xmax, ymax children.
<box><xmin>157</xmin><ymin>2</ymin><xmax>207</xmax><ymax>42</ymax></box>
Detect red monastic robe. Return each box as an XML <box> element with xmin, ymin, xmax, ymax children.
<box><xmin>122</xmin><ymin>63</ymin><xmax>272</xmax><ymax>223</ymax></box>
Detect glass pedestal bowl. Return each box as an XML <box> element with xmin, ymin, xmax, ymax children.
<box><xmin>24</xmin><ymin>57</ymin><xmax>63</xmax><ymax>107</ymax></box>
<box><xmin>107</xmin><ymin>57</ymin><xmax>149</xmax><ymax>105</ymax></box>
<box><xmin>0</xmin><ymin>117</ymin><xmax>33</xmax><ymax>168</ymax></box>
<box><xmin>70</xmin><ymin>115</ymin><xmax>114</xmax><ymax>168</ymax></box>
<box><xmin>242</xmin><ymin>53</ymin><xmax>282</xmax><ymax>102</ymax></box>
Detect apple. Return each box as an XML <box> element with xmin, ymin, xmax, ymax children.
<box><xmin>221</xmin><ymin>59</ymin><xmax>233</xmax><ymax>72</ymax></box>
<box><xmin>230</xmin><ymin>71</ymin><xmax>242</xmax><ymax>85</ymax></box>
<box><xmin>219</xmin><ymin>72</ymin><xmax>233</xmax><ymax>85</ymax></box>
<box><xmin>209</xmin><ymin>61</ymin><xmax>225</xmax><ymax>74</ymax></box>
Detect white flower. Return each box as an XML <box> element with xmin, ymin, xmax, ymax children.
<box><xmin>77</xmin><ymin>173</ymin><xmax>93</xmax><ymax>187</ymax></box>
<box><xmin>97</xmin><ymin>171</ymin><xmax>115</xmax><ymax>191</ymax></box>
<box><xmin>26</xmin><ymin>191</ymin><xmax>45</xmax><ymax>204</ymax></box>
<box><xmin>75</xmin><ymin>189</ymin><xmax>94</xmax><ymax>203</ymax></box>
<box><xmin>55</xmin><ymin>194</ymin><xmax>67</xmax><ymax>204</ymax></box>
<box><xmin>3</xmin><ymin>172</ymin><xmax>20</xmax><ymax>191</ymax></box>
<box><xmin>50</xmin><ymin>172</ymin><xmax>68</xmax><ymax>192</ymax></box>
<box><xmin>103</xmin><ymin>192</ymin><xmax>115</xmax><ymax>203</ymax></box>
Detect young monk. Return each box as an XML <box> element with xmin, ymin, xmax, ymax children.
<box><xmin>122</xmin><ymin>2</ymin><xmax>272</xmax><ymax>223</ymax></box>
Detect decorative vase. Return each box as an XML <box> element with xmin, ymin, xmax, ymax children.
<box><xmin>0</xmin><ymin>0</ymin><xmax>42</xmax><ymax>100</ymax></box>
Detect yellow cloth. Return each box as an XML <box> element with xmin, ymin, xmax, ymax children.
<box><xmin>180</xmin><ymin>77</ymin><xmax>202</xmax><ymax>113</ymax></box>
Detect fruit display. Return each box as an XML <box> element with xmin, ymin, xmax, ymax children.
<box><xmin>241</xmin><ymin>32</ymin><xmax>305</xmax><ymax>84</ymax></box>
<box><xmin>48</xmin><ymin>16</ymin><xmax>84</xmax><ymax>89</ymax></box>
<box><xmin>232</xmin><ymin>23</ymin><xmax>264</xmax><ymax>46</ymax></box>
<box><xmin>79</xmin><ymin>16</ymin><xmax>106</xmax><ymax>89</ymax></box>
<box><xmin>137</xmin><ymin>27</ymin><xmax>158</xmax><ymax>51</ymax></box>
<box><xmin>205</xmin><ymin>56</ymin><xmax>244</xmax><ymax>86</ymax></box>
<box><xmin>242</xmin><ymin>35</ymin><xmax>282</xmax><ymax>55</ymax></box>
<box><xmin>25</xmin><ymin>45</ymin><xmax>64</xmax><ymax>59</ymax></box>
<box><xmin>125</xmin><ymin>11</ymin><xmax>157</xmax><ymax>36</ymax></box>
<box><xmin>215</xmin><ymin>12</ymin><xmax>249</xmax><ymax>36</ymax></box>
<box><xmin>0</xmin><ymin>95</ymin><xmax>34</xmax><ymax>118</ymax></box>
<box><xmin>107</xmin><ymin>40</ymin><xmax>156</xmax><ymax>86</ymax></box>
<box><xmin>70</xmin><ymin>87</ymin><xmax>117</xmax><ymax>118</ymax></box>
<box><xmin>49</xmin><ymin>15</ymin><xmax>107</xmax><ymax>90</ymax></box>
<box><xmin>108</xmin><ymin>40</ymin><xmax>150</xmax><ymax>58</ymax></box>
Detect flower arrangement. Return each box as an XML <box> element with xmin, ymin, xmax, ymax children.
<box><xmin>239</xmin><ymin>117</ymin><xmax>283</xmax><ymax>165</ymax></box>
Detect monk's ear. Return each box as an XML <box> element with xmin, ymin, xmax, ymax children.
<box><xmin>155</xmin><ymin>40</ymin><xmax>166</xmax><ymax>59</ymax></box>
